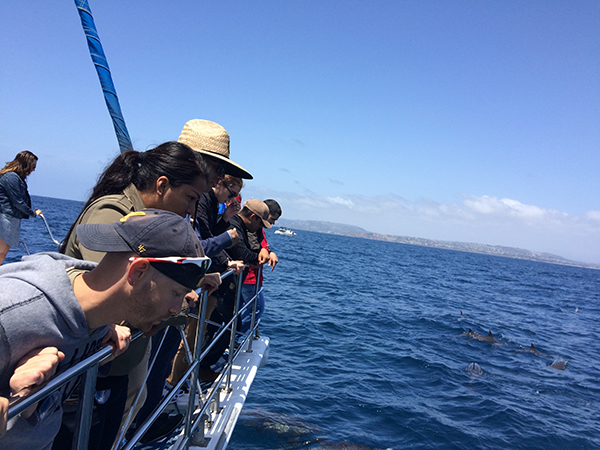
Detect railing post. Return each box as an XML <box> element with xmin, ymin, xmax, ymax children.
<box><xmin>113</xmin><ymin>331</ymin><xmax>163</xmax><ymax>449</ymax></box>
<box><xmin>224</xmin><ymin>273</ymin><xmax>243</xmax><ymax>392</ymax></box>
<box><xmin>185</xmin><ymin>289</ymin><xmax>209</xmax><ymax>448</ymax></box>
<box><xmin>73</xmin><ymin>364</ymin><xmax>98</xmax><ymax>450</ymax></box>
<box><xmin>246</xmin><ymin>265</ymin><xmax>263</xmax><ymax>353</ymax></box>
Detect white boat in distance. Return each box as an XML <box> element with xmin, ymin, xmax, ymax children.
<box><xmin>274</xmin><ymin>227</ymin><xmax>296</xmax><ymax>237</ymax></box>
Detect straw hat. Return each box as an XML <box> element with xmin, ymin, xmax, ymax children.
<box><xmin>178</xmin><ymin>119</ymin><xmax>253</xmax><ymax>179</ymax></box>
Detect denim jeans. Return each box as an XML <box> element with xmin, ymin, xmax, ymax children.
<box><xmin>239</xmin><ymin>284</ymin><xmax>264</xmax><ymax>334</ymax></box>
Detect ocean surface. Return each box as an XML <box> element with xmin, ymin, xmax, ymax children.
<box><xmin>9</xmin><ymin>196</ymin><xmax>600</xmax><ymax>450</ymax></box>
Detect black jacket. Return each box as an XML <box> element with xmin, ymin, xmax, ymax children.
<box><xmin>194</xmin><ymin>190</ymin><xmax>232</xmax><ymax>269</ymax></box>
<box><xmin>226</xmin><ymin>215</ymin><xmax>264</xmax><ymax>265</ymax></box>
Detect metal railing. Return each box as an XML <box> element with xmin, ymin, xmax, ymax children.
<box><xmin>6</xmin><ymin>266</ymin><xmax>264</xmax><ymax>450</ymax></box>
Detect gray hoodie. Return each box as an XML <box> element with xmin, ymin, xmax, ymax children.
<box><xmin>0</xmin><ymin>252</ymin><xmax>108</xmax><ymax>450</ymax></box>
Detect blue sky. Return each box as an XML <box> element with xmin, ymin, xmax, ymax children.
<box><xmin>1</xmin><ymin>1</ymin><xmax>599</xmax><ymax>263</ymax></box>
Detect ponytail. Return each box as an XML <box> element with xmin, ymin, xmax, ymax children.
<box><xmin>60</xmin><ymin>142</ymin><xmax>205</xmax><ymax>253</ymax></box>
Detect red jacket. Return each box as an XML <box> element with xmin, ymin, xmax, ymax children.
<box><xmin>243</xmin><ymin>228</ymin><xmax>269</xmax><ymax>286</ymax></box>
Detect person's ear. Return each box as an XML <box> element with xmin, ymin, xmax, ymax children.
<box><xmin>127</xmin><ymin>258</ymin><xmax>151</xmax><ymax>287</ymax></box>
<box><xmin>155</xmin><ymin>176</ymin><xmax>170</xmax><ymax>197</ymax></box>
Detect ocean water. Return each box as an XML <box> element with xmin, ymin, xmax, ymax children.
<box><xmin>4</xmin><ymin>195</ymin><xmax>84</xmax><ymax>262</ymax></box>
<box><xmin>232</xmin><ymin>228</ymin><xmax>600</xmax><ymax>449</ymax></box>
<box><xmin>8</xmin><ymin>196</ymin><xmax>600</xmax><ymax>450</ymax></box>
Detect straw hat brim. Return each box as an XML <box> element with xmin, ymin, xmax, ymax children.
<box><xmin>197</xmin><ymin>150</ymin><xmax>253</xmax><ymax>180</ymax></box>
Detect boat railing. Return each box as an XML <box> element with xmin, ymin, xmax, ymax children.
<box><xmin>7</xmin><ymin>266</ymin><xmax>264</xmax><ymax>450</ymax></box>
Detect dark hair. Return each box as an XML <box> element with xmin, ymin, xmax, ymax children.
<box><xmin>239</xmin><ymin>206</ymin><xmax>253</xmax><ymax>218</ymax></box>
<box><xmin>0</xmin><ymin>150</ymin><xmax>38</xmax><ymax>179</ymax></box>
<box><xmin>60</xmin><ymin>141</ymin><xmax>206</xmax><ymax>252</ymax></box>
<box><xmin>263</xmin><ymin>199</ymin><xmax>281</xmax><ymax>217</ymax></box>
<box><xmin>88</xmin><ymin>141</ymin><xmax>206</xmax><ymax>200</ymax></box>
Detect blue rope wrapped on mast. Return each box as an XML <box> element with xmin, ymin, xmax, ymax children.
<box><xmin>74</xmin><ymin>0</ymin><xmax>133</xmax><ymax>153</ymax></box>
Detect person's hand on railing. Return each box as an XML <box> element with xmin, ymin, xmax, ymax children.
<box><xmin>0</xmin><ymin>396</ymin><xmax>8</xmax><ymax>438</ymax></box>
<box><xmin>227</xmin><ymin>260</ymin><xmax>245</xmax><ymax>275</ymax></box>
<box><xmin>100</xmin><ymin>324</ymin><xmax>131</xmax><ymax>364</ymax></box>
<box><xmin>184</xmin><ymin>290</ymin><xmax>199</xmax><ymax>308</ymax></box>
<box><xmin>8</xmin><ymin>347</ymin><xmax>65</xmax><ymax>420</ymax></box>
<box><xmin>200</xmin><ymin>272</ymin><xmax>221</xmax><ymax>296</ymax></box>
<box><xmin>267</xmin><ymin>251</ymin><xmax>279</xmax><ymax>271</ymax></box>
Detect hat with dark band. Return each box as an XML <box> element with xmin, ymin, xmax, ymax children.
<box><xmin>178</xmin><ymin>119</ymin><xmax>253</xmax><ymax>180</ymax></box>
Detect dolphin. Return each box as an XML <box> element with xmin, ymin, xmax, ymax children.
<box><xmin>515</xmin><ymin>343</ymin><xmax>546</xmax><ymax>356</ymax></box>
<box><xmin>548</xmin><ymin>360</ymin><xmax>568</xmax><ymax>370</ymax></box>
<box><xmin>461</xmin><ymin>329</ymin><xmax>499</xmax><ymax>344</ymax></box>
<box><xmin>460</xmin><ymin>310</ymin><xmax>467</xmax><ymax>316</ymax></box>
<box><xmin>239</xmin><ymin>406</ymin><xmax>318</xmax><ymax>437</ymax></box>
<box><xmin>466</xmin><ymin>362</ymin><xmax>483</xmax><ymax>376</ymax></box>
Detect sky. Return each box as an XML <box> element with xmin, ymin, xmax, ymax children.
<box><xmin>1</xmin><ymin>1</ymin><xmax>599</xmax><ymax>263</ymax></box>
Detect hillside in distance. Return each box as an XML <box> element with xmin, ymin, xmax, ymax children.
<box><xmin>276</xmin><ymin>219</ymin><xmax>600</xmax><ymax>270</ymax></box>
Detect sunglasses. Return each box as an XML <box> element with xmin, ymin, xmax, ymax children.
<box><xmin>223</xmin><ymin>184</ymin><xmax>238</xmax><ymax>199</ymax></box>
<box><xmin>129</xmin><ymin>256</ymin><xmax>211</xmax><ymax>271</ymax></box>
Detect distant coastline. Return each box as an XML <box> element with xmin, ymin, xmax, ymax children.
<box><xmin>276</xmin><ymin>219</ymin><xmax>600</xmax><ymax>270</ymax></box>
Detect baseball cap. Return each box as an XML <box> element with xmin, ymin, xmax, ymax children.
<box><xmin>77</xmin><ymin>209</ymin><xmax>210</xmax><ymax>289</ymax></box>
<box><xmin>244</xmin><ymin>199</ymin><xmax>272</xmax><ymax>229</ymax></box>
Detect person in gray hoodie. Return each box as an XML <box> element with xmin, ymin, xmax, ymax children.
<box><xmin>0</xmin><ymin>209</ymin><xmax>210</xmax><ymax>450</ymax></box>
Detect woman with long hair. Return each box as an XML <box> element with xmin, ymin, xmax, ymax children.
<box><xmin>0</xmin><ymin>150</ymin><xmax>41</xmax><ymax>264</ymax></box>
<box><xmin>61</xmin><ymin>141</ymin><xmax>207</xmax><ymax>260</ymax></box>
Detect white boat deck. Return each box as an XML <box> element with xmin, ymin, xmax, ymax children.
<box><xmin>160</xmin><ymin>336</ymin><xmax>270</xmax><ymax>450</ymax></box>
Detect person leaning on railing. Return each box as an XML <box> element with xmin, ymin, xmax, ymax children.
<box><xmin>58</xmin><ymin>142</ymin><xmax>221</xmax><ymax>450</ymax></box>
<box><xmin>200</xmin><ymin>199</ymin><xmax>273</xmax><ymax>374</ymax></box>
<box><xmin>0</xmin><ymin>151</ymin><xmax>42</xmax><ymax>264</ymax></box>
<box><xmin>166</xmin><ymin>175</ymin><xmax>246</xmax><ymax>386</ymax></box>
<box><xmin>0</xmin><ymin>209</ymin><xmax>210</xmax><ymax>449</ymax></box>
<box><xmin>129</xmin><ymin>119</ymin><xmax>253</xmax><ymax>441</ymax></box>
<box><xmin>238</xmin><ymin>199</ymin><xmax>281</xmax><ymax>334</ymax></box>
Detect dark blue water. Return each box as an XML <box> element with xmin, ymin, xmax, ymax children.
<box><xmin>8</xmin><ymin>197</ymin><xmax>600</xmax><ymax>450</ymax></box>
<box><xmin>232</xmin><ymin>228</ymin><xmax>600</xmax><ymax>449</ymax></box>
<box><xmin>4</xmin><ymin>195</ymin><xmax>84</xmax><ymax>263</ymax></box>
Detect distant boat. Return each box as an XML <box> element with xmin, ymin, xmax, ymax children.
<box><xmin>275</xmin><ymin>227</ymin><xmax>296</xmax><ymax>236</ymax></box>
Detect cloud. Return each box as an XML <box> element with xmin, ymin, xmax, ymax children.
<box><xmin>326</xmin><ymin>196</ymin><xmax>354</xmax><ymax>207</ymax></box>
<box><xmin>460</xmin><ymin>195</ymin><xmax>570</xmax><ymax>225</ymax></box>
<box><xmin>584</xmin><ymin>210</ymin><xmax>600</xmax><ymax>222</ymax></box>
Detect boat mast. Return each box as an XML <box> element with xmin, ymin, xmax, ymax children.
<box><xmin>74</xmin><ymin>0</ymin><xmax>133</xmax><ymax>153</ymax></box>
